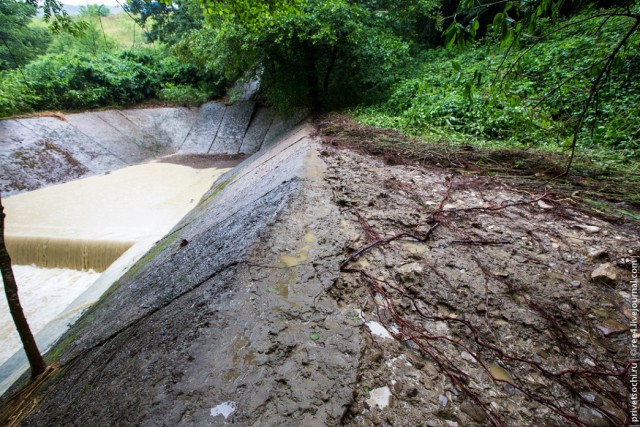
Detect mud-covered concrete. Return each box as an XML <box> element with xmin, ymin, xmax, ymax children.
<box><xmin>14</xmin><ymin>125</ymin><xmax>361</xmax><ymax>426</ymax></box>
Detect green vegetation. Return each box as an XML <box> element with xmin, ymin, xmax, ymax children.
<box><xmin>99</xmin><ymin>13</ymin><xmax>147</xmax><ymax>48</ymax></box>
<box><xmin>355</xmin><ymin>10</ymin><xmax>640</xmax><ymax>164</ymax></box>
<box><xmin>177</xmin><ymin>0</ymin><xmax>437</xmax><ymax>112</ymax></box>
<box><xmin>0</xmin><ymin>0</ymin><xmax>223</xmax><ymax>116</ymax></box>
<box><xmin>0</xmin><ymin>0</ymin><xmax>52</xmax><ymax>71</ymax></box>
<box><xmin>0</xmin><ymin>0</ymin><xmax>637</xmax><ymax>173</ymax></box>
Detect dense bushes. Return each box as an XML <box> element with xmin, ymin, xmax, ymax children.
<box><xmin>0</xmin><ymin>48</ymin><xmax>225</xmax><ymax>117</ymax></box>
<box><xmin>355</xmin><ymin>10</ymin><xmax>640</xmax><ymax>158</ymax></box>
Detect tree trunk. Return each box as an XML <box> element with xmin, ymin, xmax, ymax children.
<box><xmin>0</xmin><ymin>193</ymin><xmax>46</xmax><ymax>380</ymax></box>
<box><xmin>323</xmin><ymin>46</ymin><xmax>338</xmax><ymax>95</ymax></box>
<box><xmin>303</xmin><ymin>41</ymin><xmax>321</xmax><ymax>112</ymax></box>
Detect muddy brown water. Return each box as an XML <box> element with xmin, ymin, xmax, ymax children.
<box><xmin>0</xmin><ymin>161</ymin><xmax>230</xmax><ymax>365</ymax></box>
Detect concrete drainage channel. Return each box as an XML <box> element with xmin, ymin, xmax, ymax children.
<box><xmin>0</xmin><ymin>101</ymin><xmax>301</xmax><ymax>196</ymax></box>
<box><xmin>0</xmin><ymin>112</ymin><xmax>362</xmax><ymax>425</ymax></box>
<box><xmin>0</xmin><ymin>102</ymin><xmax>346</xmax><ymax>418</ymax></box>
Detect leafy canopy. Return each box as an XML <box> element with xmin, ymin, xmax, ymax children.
<box><xmin>0</xmin><ymin>0</ymin><xmax>52</xmax><ymax>71</ymax></box>
<box><xmin>177</xmin><ymin>0</ymin><xmax>438</xmax><ymax>110</ymax></box>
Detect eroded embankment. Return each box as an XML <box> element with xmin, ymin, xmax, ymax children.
<box><xmin>5</xmin><ymin>124</ymin><xmax>361</xmax><ymax>426</ymax></box>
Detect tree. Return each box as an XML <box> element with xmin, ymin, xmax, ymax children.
<box><xmin>80</xmin><ymin>4</ymin><xmax>110</xmax><ymax>17</ymax></box>
<box><xmin>124</xmin><ymin>0</ymin><xmax>203</xmax><ymax>44</ymax></box>
<box><xmin>0</xmin><ymin>0</ymin><xmax>52</xmax><ymax>71</ymax></box>
<box><xmin>0</xmin><ymin>193</ymin><xmax>46</xmax><ymax>380</ymax></box>
<box><xmin>444</xmin><ymin>0</ymin><xmax>640</xmax><ymax>172</ymax></box>
<box><xmin>27</xmin><ymin>0</ymin><xmax>86</xmax><ymax>34</ymax></box>
<box><xmin>178</xmin><ymin>0</ymin><xmax>438</xmax><ymax>111</ymax></box>
<box><xmin>79</xmin><ymin>4</ymin><xmax>111</xmax><ymax>51</ymax></box>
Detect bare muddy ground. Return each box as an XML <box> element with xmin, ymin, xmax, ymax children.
<box><xmin>317</xmin><ymin>119</ymin><xmax>637</xmax><ymax>426</ymax></box>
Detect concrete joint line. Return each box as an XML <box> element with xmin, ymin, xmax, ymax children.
<box><xmin>231</xmin><ymin>136</ymin><xmax>309</xmax><ymax>186</ymax></box>
<box><xmin>95</xmin><ymin>114</ymin><xmax>144</xmax><ymax>152</ymax></box>
<box><xmin>207</xmin><ymin>106</ymin><xmax>227</xmax><ymax>153</ymax></box>
<box><xmin>236</xmin><ymin>104</ymin><xmax>258</xmax><ymax>154</ymax></box>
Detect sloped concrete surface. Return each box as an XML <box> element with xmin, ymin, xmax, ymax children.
<box><xmin>239</xmin><ymin>107</ymin><xmax>276</xmax><ymax>154</ymax></box>
<box><xmin>208</xmin><ymin>101</ymin><xmax>255</xmax><ymax>154</ymax></box>
<box><xmin>18</xmin><ymin>117</ymin><xmax>125</xmax><ymax>174</ymax></box>
<box><xmin>179</xmin><ymin>102</ymin><xmax>226</xmax><ymax>154</ymax></box>
<box><xmin>13</xmin><ymin>124</ymin><xmax>360</xmax><ymax>426</ymax></box>
<box><xmin>120</xmin><ymin>107</ymin><xmax>198</xmax><ymax>151</ymax></box>
<box><xmin>0</xmin><ymin>119</ymin><xmax>91</xmax><ymax>193</ymax></box>
<box><xmin>1</xmin><ymin>102</ymin><xmax>305</xmax><ymax>196</ymax></box>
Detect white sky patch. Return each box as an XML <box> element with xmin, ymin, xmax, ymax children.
<box><xmin>210</xmin><ymin>401</ymin><xmax>236</xmax><ymax>419</ymax></box>
<box><xmin>58</xmin><ymin>0</ymin><xmax>121</xmax><ymax>6</ymax></box>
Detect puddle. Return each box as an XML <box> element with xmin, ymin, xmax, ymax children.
<box><xmin>273</xmin><ymin>270</ymin><xmax>297</xmax><ymax>299</ymax></box>
<box><xmin>277</xmin><ymin>232</ymin><xmax>316</xmax><ymax>268</ymax></box>
<box><xmin>487</xmin><ymin>362</ymin><xmax>513</xmax><ymax>383</ymax></box>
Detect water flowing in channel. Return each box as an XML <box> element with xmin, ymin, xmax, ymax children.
<box><xmin>0</xmin><ymin>161</ymin><xmax>229</xmax><ymax>365</ymax></box>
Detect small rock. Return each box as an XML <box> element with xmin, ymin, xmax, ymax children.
<box><xmin>587</xmin><ymin>247</ymin><xmax>608</xmax><ymax>259</ymax></box>
<box><xmin>503</xmin><ymin>384</ymin><xmax>517</xmax><ymax>395</ymax></box>
<box><xmin>365</xmin><ymin>386</ymin><xmax>392</xmax><ymax>410</ymax></box>
<box><xmin>596</xmin><ymin>319</ymin><xmax>629</xmax><ymax>336</ymax></box>
<box><xmin>460</xmin><ymin>351</ymin><xmax>478</xmax><ymax>364</ymax></box>
<box><xmin>577</xmin><ymin>224</ymin><xmax>601</xmax><ymax>233</ymax></box>
<box><xmin>461</xmin><ymin>399</ymin><xmax>487</xmax><ymax>423</ymax></box>
<box><xmin>438</xmin><ymin>394</ymin><xmax>448</xmax><ymax>407</ymax></box>
<box><xmin>537</xmin><ymin>200</ymin><xmax>553</xmax><ymax>209</ymax></box>
<box><xmin>591</xmin><ymin>263</ymin><xmax>619</xmax><ymax>286</ymax></box>
<box><xmin>491</xmin><ymin>271</ymin><xmax>509</xmax><ymax>278</ymax></box>
<box><xmin>577</xmin><ymin>406</ymin><xmax>611</xmax><ymax>427</ymax></box>
<box><xmin>570</xmin><ymin>280</ymin><xmax>581</xmax><ymax>288</ymax></box>
<box><xmin>396</xmin><ymin>262</ymin><xmax>424</xmax><ymax>275</ymax></box>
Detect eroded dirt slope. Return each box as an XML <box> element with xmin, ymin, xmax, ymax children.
<box><xmin>318</xmin><ymin>124</ymin><xmax>637</xmax><ymax>426</ymax></box>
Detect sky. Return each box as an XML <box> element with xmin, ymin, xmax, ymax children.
<box><xmin>61</xmin><ymin>0</ymin><xmax>122</xmax><ymax>6</ymax></box>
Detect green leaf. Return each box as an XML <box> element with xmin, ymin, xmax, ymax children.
<box><xmin>444</xmin><ymin>24</ymin><xmax>459</xmax><ymax>49</ymax></box>
<box><xmin>493</xmin><ymin>13</ymin><xmax>504</xmax><ymax>37</ymax></box>
<box><xmin>310</xmin><ymin>333</ymin><xmax>320</xmax><ymax>341</ymax></box>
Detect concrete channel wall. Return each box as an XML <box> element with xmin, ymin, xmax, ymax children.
<box><xmin>1</xmin><ymin>114</ymin><xmax>361</xmax><ymax>425</ymax></box>
<box><xmin>0</xmin><ymin>101</ymin><xmax>300</xmax><ymax>196</ymax></box>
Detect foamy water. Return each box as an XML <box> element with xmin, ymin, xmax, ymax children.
<box><xmin>0</xmin><ymin>162</ymin><xmax>229</xmax><ymax>366</ymax></box>
<box><xmin>0</xmin><ymin>266</ymin><xmax>100</xmax><ymax>363</ymax></box>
